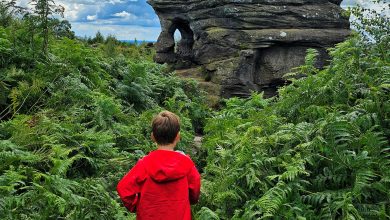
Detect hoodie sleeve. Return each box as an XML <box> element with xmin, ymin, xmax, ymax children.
<box><xmin>117</xmin><ymin>159</ymin><xmax>146</xmax><ymax>212</ymax></box>
<box><xmin>187</xmin><ymin>166</ymin><xmax>201</xmax><ymax>204</ymax></box>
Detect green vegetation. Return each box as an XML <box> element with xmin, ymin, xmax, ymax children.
<box><xmin>198</xmin><ymin>39</ymin><xmax>390</xmax><ymax>219</ymax></box>
<box><xmin>196</xmin><ymin>2</ymin><xmax>390</xmax><ymax>218</ymax></box>
<box><xmin>0</xmin><ymin>2</ymin><xmax>209</xmax><ymax>219</ymax></box>
<box><xmin>0</xmin><ymin>0</ymin><xmax>389</xmax><ymax>219</ymax></box>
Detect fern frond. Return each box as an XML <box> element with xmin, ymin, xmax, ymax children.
<box><xmin>257</xmin><ymin>181</ymin><xmax>292</xmax><ymax>217</ymax></box>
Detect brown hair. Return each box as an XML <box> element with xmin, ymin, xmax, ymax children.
<box><xmin>152</xmin><ymin>111</ymin><xmax>180</xmax><ymax>145</ymax></box>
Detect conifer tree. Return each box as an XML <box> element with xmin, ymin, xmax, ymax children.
<box><xmin>29</xmin><ymin>0</ymin><xmax>64</xmax><ymax>55</ymax></box>
<box><xmin>94</xmin><ymin>31</ymin><xmax>104</xmax><ymax>44</ymax></box>
<box><xmin>0</xmin><ymin>1</ymin><xmax>12</xmax><ymax>26</ymax></box>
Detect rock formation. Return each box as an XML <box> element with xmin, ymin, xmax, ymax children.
<box><xmin>148</xmin><ymin>0</ymin><xmax>350</xmax><ymax>99</ymax></box>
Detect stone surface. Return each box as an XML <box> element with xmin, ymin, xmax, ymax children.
<box><xmin>148</xmin><ymin>0</ymin><xmax>350</xmax><ymax>98</ymax></box>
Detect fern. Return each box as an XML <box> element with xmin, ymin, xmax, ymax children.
<box><xmin>257</xmin><ymin>181</ymin><xmax>292</xmax><ymax>217</ymax></box>
<box><xmin>197</xmin><ymin>5</ymin><xmax>390</xmax><ymax>217</ymax></box>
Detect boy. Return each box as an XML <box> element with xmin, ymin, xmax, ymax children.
<box><xmin>117</xmin><ymin>111</ymin><xmax>201</xmax><ymax>220</ymax></box>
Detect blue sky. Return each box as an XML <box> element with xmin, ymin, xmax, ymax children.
<box><xmin>16</xmin><ymin>0</ymin><xmax>160</xmax><ymax>40</ymax></box>
<box><xmin>58</xmin><ymin>0</ymin><xmax>161</xmax><ymax>41</ymax></box>
<box><xmin>17</xmin><ymin>0</ymin><xmax>388</xmax><ymax>41</ymax></box>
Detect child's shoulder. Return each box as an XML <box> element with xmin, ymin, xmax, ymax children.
<box><xmin>143</xmin><ymin>150</ymin><xmax>194</xmax><ymax>164</ymax></box>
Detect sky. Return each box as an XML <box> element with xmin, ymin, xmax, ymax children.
<box><xmin>16</xmin><ymin>0</ymin><xmax>390</xmax><ymax>41</ymax></box>
<box><xmin>59</xmin><ymin>0</ymin><xmax>161</xmax><ymax>41</ymax></box>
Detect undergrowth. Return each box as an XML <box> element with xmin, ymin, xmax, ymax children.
<box><xmin>197</xmin><ymin>30</ymin><xmax>390</xmax><ymax>220</ymax></box>
<box><xmin>0</xmin><ymin>7</ymin><xmax>210</xmax><ymax>218</ymax></box>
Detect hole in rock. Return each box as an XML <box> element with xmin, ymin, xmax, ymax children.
<box><xmin>169</xmin><ymin>19</ymin><xmax>194</xmax><ymax>59</ymax></box>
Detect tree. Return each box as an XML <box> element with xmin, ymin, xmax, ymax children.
<box><xmin>0</xmin><ymin>1</ymin><xmax>12</xmax><ymax>26</ymax></box>
<box><xmin>23</xmin><ymin>13</ymin><xmax>40</xmax><ymax>58</ymax></box>
<box><xmin>104</xmin><ymin>35</ymin><xmax>118</xmax><ymax>57</ymax></box>
<box><xmin>0</xmin><ymin>0</ymin><xmax>27</xmax><ymax>19</ymax></box>
<box><xmin>30</xmin><ymin>0</ymin><xmax>64</xmax><ymax>55</ymax></box>
<box><xmin>93</xmin><ymin>31</ymin><xmax>104</xmax><ymax>44</ymax></box>
<box><xmin>1</xmin><ymin>0</ymin><xmax>65</xmax><ymax>55</ymax></box>
<box><xmin>348</xmin><ymin>0</ymin><xmax>390</xmax><ymax>42</ymax></box>
<box><xmin>51</xmin><ymin>19</ymin><xmax>75</xmax><ymax>39</ymax></box>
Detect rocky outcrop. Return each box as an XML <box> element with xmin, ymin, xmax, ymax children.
<box><xmin>148</xmin><ymin>0</ymin><xmax>350</xmax><ymax>98</ymax></box>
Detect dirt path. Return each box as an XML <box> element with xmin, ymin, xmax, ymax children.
<box><xmin>194</xmin><ymin>135</ymin><xmax>203</xmax><ymax>148</ymax></box>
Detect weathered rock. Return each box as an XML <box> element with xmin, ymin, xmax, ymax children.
<box><xmin>148</xmin><ymin>0</ymin><xmax>350</xmax><ymax>98</ymax></box>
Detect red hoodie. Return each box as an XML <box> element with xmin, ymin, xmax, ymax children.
<box><xmin>117</xmin><ymin>150</ymin><xmax>201</xmax><ymax>220</ymax></box>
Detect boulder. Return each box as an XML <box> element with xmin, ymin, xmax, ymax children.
<box><xmin>148</xmin><ymin>0</ymin><xmax>350</xmax><ymax>98</ymax></box>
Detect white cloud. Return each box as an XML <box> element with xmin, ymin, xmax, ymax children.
<box><xmin>112</xmin><ymin>11</ymin><xmax>137</xmax><ymax>19</ymax></box>
<box><xmin>55</xmin><ymin>1</ymin><xmax>101</xmax><ymax>22</ymax></box>
<box><xmin>86</xmin><ymin>15</ymin><xmax>97</xmax><ymax>21</ymax></box>
<box><xmin>107</xmin><ymin>0</ymin><xmax>126</xmax><ymax>4</ymax></box>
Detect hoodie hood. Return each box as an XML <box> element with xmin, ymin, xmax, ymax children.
<box><xmin>142</xmin><ymin>150</ymin><xmax>194</xmax><ymax>183</ymax></box>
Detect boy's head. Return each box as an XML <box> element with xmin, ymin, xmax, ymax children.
<box><xmin>151</xmin><ymin>111</ymin><xmax>180</xmax><ymax>146</ymax></box>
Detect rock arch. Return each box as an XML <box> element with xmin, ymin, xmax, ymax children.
<box><xmin>154</xmin><ymin>18</ymin><xmax>195</xmax><ymax>68</ymax></box>
<box><xmin>169</xmin><ymin>18</ymin><xmax>194</xmax><ymax>60</ymax></box>
<box><xmin>149</xmin><ymin>0</ymin><xmax>351</xmax><ymax>99</ymax></box>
